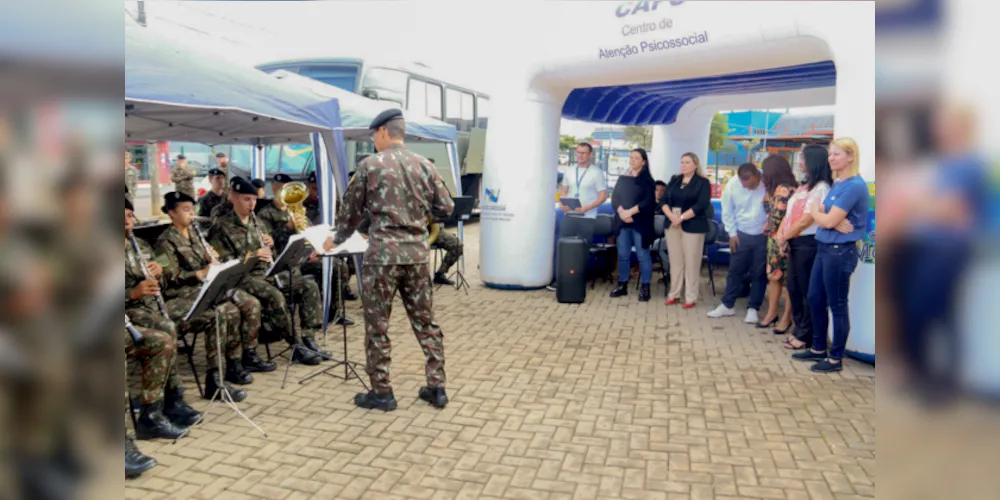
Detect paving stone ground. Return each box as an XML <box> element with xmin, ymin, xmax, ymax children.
<box><xmin>126</xmin><ymin>223</ymin><xmax>876</xmax><ymax>500</ymax></box>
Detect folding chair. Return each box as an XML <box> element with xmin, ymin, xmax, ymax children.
<box><xmin>701</xmin><ymin>220</ymin><xmax>721</xmax><ymax>296</ymax></box>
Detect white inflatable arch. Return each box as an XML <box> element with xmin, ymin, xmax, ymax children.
<box><xmin>479</xmin><ymin>1</ymin><xmax>875</xmax><ymax>359</ymax></box>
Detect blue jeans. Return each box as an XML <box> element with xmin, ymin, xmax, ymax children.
<box><xmin>721</xmin><ymin>231</ymin><xmax>768</xmax><ymax>309</ymax></box>
<box><xmin>616</xmin><ymin>228</ymin><xmax>652</xmax><ymax>285</ymax></box>
<box><xmin>808</xmin><ymin>242</ymin><xmax>859</xmax><ymax>360</ymax></box>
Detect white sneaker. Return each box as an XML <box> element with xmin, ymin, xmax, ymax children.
<box><xmin>707</xmin><ymin>304</ymin><xmax>735</xmax><ymax>318</ymax></box>
<box><xmin>744</xmin><ymin>309</ymin><xmax>759</xmax><ymax>324</ymax></box>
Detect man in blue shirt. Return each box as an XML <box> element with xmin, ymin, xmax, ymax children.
<box><xmin>708</xmin><ymin>163</ymin><xmax>769</xmax><ymax>324</ymax></box>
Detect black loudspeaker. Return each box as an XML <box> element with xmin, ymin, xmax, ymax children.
<box><xmin>556</xmin><ymin>237</ymin><xmax>588</xmax><ymax>304</ymax></box>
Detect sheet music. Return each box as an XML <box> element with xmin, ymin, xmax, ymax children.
<box><xmin>266</xmin><ymin>233</ymin><xmax>311</xmax><ymax>278</ymax></box>
<box><xmin>322</xmin><ymin>231</ymin><xmax>368</xmax><ymax>256</ymax></box>
<box><xmin>184</xmin><ymin>259</ymin><xmax>240</xmax><ymax>322</ymax></box>
<box><xmin>301</xmin><ymin>224</ymin><xmax>333</xmax><ymax>251</ymax></box>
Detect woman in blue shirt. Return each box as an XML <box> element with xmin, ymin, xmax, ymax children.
<box><xmin>792</xmin><ymin>138</ymin><xmax>870</xmax><ymax>373</ymax></box>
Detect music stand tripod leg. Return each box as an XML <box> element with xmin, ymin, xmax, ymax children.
<box><xmin>208</xmin><ymin>309</ymin><xmax>267</xmax><ymax>437</ymax></box>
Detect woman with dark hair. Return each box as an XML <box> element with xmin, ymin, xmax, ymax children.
<box><xmin>757</xmin><ymin>155</ymin><xmax>798</xmax><ymax>331</ymax></box>
<box><xmin>775</xmin><ymin>145</ymin><xmax>832</xmax><ymax>349</ymax></box>
<box><xmin>610</xmin><ymin>148</ymin><xmax>657</xmax><ymax>301</ymax></box>
<box><xmin>661</xmin><ymin>152</ymin><xmax>712</xmax><ymax>308</ymax></box>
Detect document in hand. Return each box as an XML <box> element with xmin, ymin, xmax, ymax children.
<box><xmin>183</xmin><ymin>258</ymin><xmax>248</xmax><ymax>322</ymax></box>
<box><xmin>324</xmin><ymin>231</ymin><xmax>369</xmax><ymax>256</ymax></box>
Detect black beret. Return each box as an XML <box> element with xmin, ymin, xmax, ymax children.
<box><xmin>176</xmin><ymin>154</ymin><xmax>186</xmax><ymax>160</ymax></box>
<box><xmin>161</xmin><ymin>191</ymin><xmax>196</xmax><ymax>213</ymax></box>
<box><xmin>208</xmin><ymin>168</ymin><xmax>225</xmax><ymax>177</ymax></box>
<box><xmin>215</xmin><ymin>152</ymin><xmax>227</xmax><ymax>158</ymax></box>
<box><xmin>369</xmin><ymin>108</ymin><xmax>404</xmax><ymax>130</ymax></box>
<box><xmin>306</xmin><ymin>172</ymin><xmax>317</xmax><ymax>184</ymax></box>
<box><xmin>229</xmin><ymin>176</ymin><xmax>258</xmax><ymax>196</ymax></box>
<box><xmin>273</xmin><ymin>173</ymin><xmax>292</xmax><ymax>184</ymax></box>
<box><xmin>251</xmin><ymin>178</ymin><xmax>266</xmax><ymax>189</ymax></box>
<box><xmin>125</xmin><ymin>197</ymin><xmax>134</xmax><ymax>212</ymax></box>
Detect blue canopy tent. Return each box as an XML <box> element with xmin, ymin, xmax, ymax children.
<box><xmin>126</xmin><ymin>22</ymin><xmax>348</xmax><ymax>342</ymax></box>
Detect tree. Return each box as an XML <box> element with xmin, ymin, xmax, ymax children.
<box><xmin>708</xmin><ymin>113</ymin><xmax>731</xmax><ymax>185</ymax></box>
<box><xmin>623</xmin><ymin>126</ymin><xmax>652</xmax><ymax>149</ymax></box>
<box><xmin>559</xmin><ymin>135</ymin><xmax>578</xmax><ymax>151</ymax></box>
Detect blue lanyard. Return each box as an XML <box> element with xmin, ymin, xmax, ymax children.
<box><xmin>575</xmin><ymin>166</ymin><xmax>588</xmax><ymax>193</ymax></box>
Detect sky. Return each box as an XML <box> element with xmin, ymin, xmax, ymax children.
<box><xmin>127</xmin><ymin>1</ymin><xmax>835</xmax><ymax>140</ymax></box>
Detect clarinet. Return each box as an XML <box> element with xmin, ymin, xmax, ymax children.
<box><xmin>128</xmin><ymin>230</ymin><xmax>169</xmax><ymax>317</ymax></box>
<box><xmin>250</xmin><ymin>212</ymin><xmax>281</xmax><ymax>288</ymax></box>
<box><xmin>192</xmin><ymin>221</ymin><xmax>220</xmax><ymax>265</ymax></box>
<box><xmin>126</xmin><ymin>314</ymin><xmax>144</xmax><ymax>346</ymax></box>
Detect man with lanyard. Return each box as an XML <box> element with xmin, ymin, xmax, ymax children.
<box><xmin>548</xmin><ymin>142</ymin><xmax>608</xmax><ymax>290</ymax></box>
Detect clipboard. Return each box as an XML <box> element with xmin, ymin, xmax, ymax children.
<box><xmin>559</xmin><ymin>197</ymin><xmax>582</xmax><ymax>210</ymax></box>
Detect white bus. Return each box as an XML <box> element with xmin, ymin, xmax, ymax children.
<box><xmin>255</xmin><ymin>57</ymin><xmax>490</xmax><ymax>202</ymax></box>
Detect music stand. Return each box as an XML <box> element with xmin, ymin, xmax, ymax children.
<box><xmin>445</xmin><ymin>196</ymin><xmax>475</xmax><ymax>294</ymax></box>
<box><xmin>265</xmin><ymin>236</ymin><xmax>323</xmax><ymax>389</ymax></box>
<box><xmin>184</xmin><ymin>257</ymin><xmax>267</xmax><ymax>437</ymax></box>
<box><xmin>300</xmin><ymin>248</ymin><xmax>368</xmax><ymax>391</ymax></box>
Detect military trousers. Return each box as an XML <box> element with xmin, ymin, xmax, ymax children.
<box><xmin>127</xmin><ymin>305</ymin><xmax>183</xmax><ymax>391</ymax></box>
<box><xmin>361</xmin><ymin>264</ymin><xmax>446</xmax><ymax>393</ymax></box>
<box><xmin>240</xmin><ymin>272</ymin><xmax>322</xmax><ymax>345</ymax></box>
<box><xmin>433</xmin><ymin>231</ymin><xmax>463</xmax><ymax>275</ymax></box>
<box><xmin>166</xmin><ymin>296</ymin><xmax>242</xmax><ymax>368</ymax></box>
<box><xmin>125</xmin><ymin>327</ymin><xmax>176</xmax><ymax>405</ymax></box>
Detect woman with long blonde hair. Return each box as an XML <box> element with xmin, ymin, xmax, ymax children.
<box><xmin>791</xmin><ymin>138</ymin><xmax>871</xmax><ymax>373</ymax></box>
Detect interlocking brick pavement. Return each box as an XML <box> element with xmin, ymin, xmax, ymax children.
<box><xmin>127</xmin><ymin>223</ymin><xmax>875</xmax><ymax>499</ymax></box>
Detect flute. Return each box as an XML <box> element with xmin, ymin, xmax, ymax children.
<box><xmin>128</xmin><ymin>230</ymin><xmax>169</xmax><ymax>317</ymax></box>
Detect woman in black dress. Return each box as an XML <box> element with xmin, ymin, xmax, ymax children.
<box><xmin>609</xmin><ymin>148</ymin><xmax>657</xmax><ymax>302</ymax></box>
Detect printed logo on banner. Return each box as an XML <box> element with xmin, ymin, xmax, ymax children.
<box><xmin>481</xmin><ymin>185</ymin><xmax>515</xmax><ymax>222</ymax></box>
<box><xmin>484</xmin><ymin>187</ymin><xmax>501</xmax><ymax>204</ymax></box>
<box><xmin>858</xmin><ymin>208</ymin><xmax>876</xmax><ymax>265</ymax></box>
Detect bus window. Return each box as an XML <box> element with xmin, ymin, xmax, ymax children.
<box><xmin>477</xmin><ymin>96</ymin><xmax>490</xmax><ymax>129</ymax></box>
<box><xmin>425</xmin><ymin>82</ymin><xmax>443</xmax><ymax>119</ymax></box>
<box><xmin>296</xmin><ymin>65</ymin><xmax>360</xmax><ymax>92</ymax></box>
<box><xmin>407</xmin><ymin>80</ymin><xmax>444</xmax><ymax>119</ymax></box>
<box><xmin>461</xmin><ymin>92</ymin><xmax>475</xmax><ymax>131</ymax></box>
<box><xmin>445</xmin><ymin>88</ymin><xmax>474</xmax><ymax>132</ymax></box>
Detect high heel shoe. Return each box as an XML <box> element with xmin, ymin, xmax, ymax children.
<box><xmin>772</xmin><ymin>324</ymin><xmax>792</xmax><ymax>335</ymax></box>
<box><xmin>755</xmin><ymin>317</ymin><xmax>778</xmax><ymax>329</ymax></box>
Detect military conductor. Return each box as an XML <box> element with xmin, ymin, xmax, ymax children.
<box><xmin>327</xmin><ymin>109</ymin><xmax>455</xmax><ymax>411</ymax></box>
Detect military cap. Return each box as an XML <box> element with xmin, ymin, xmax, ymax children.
<box><xmin>161</xmin><ymin>191</ymin><xmax>196</xmax><ymax>213</ymax></box>
<box><xmin>215</xmin><ymin>152</ymin><xmax>227</xmax><ymax>158</ymax></box>
<box><xmin>176</xmin><ymin>154</ymin><xmax>186</xmax><ymax>160</ymax></box>
<box><xmin>306</xmin><ymin>172</ymin><xmax>317</xmax><ymax>184</ymax></box>
<box><xmin>125</xmin><ymin>197</ymin><xmax>134</xmax><ymax>212</ymax></box>
<box><xmin>251</xmin><ymin>178</ymin><xmax>266</xmax><ymax>190</ymax></box>
<box><xmin>207</xmin><ymin>168</ymin><xmax>225</xmax><ymax>177</ymax></box>
<box><xmin>273</xmin><ymin>173</ymin><xmax>292</xmax><ymax>184</ymax></box>
<box><xmin>369</xmin><ymin>108</ymin><xmax>404</xmax><ymax>130</ymax></box>
<box><xmin>230</xmin><ymin>176</ymin><xmax>258</xmax><ymax>196</ymax></box>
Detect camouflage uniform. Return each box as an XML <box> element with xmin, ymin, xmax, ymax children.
<box><xmin>125</xmin><ymin>165</ymin><xmax>138</xmax><ymax>206</ymax></box>
<box><xmin>210</xmin><ymin>200</ymin><xmax>233</xmax><ymax>222</ymax></box>
<box><xmin>125</xmin><ymin>326</ymin><xmax>176</xmax><ymax>405</ymax></box>
<box><xmin>208</xmin><ymin>210</ymin><xmax>322</xmax><ymax>346</ymax></box>
<box><xmin>156</xmin><ymin>225</ymin><xmax>262</xmax><ymax>366</ymax></box>
<box><xmin>197</xmin><ymin>190</ymin><xmax>226</xmax><ymax>218</ymax></box>
<box><xmin>125</xmin><ymin>237</ymin><xmax>183</xmax><ymax>395</ymax></box>
<box><xmin>333</xmin><ymin>143</ymin><xmax>455</xmax><ymax>393</ymax></box>
<box><xmin>258</xmin><ymin>201</ymin><xmax>349</xmax><ymax>309</ymax></box>
<box><xmin>433</xmin><ymin>230</ymin><xmax>463</xmax><ymax>276</ymax></box>
<box><xmin>171</xmin><ymin>163</ymin><xmax>196</xmax><ymax>200</ymax></box>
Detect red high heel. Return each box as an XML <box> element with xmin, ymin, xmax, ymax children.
<box><xmin>682</xmin><ymin>302</ymin><xmax>696</xmax><ymax>309</ymax></box>
<box><xmin>665</xmin><ymin>298</ymin><xmax>679</xmax><ymax>306</ymax></box>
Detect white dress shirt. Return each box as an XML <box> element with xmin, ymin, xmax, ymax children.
<box><xmin>721</xmin><ymin>176</ymin><xmax>767</xmax><ymax>237</ymax></box>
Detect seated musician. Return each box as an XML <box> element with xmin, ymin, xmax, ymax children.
<box><xmin>156</xmin><ymin>192</ymin><xmax>276</xmax><ymax>392</ymax></box>
<box><xmin>197</xmin><ymin>168</ymin><xmax>227</xmax><ymax>217</ymax></box>
<box><xmin>251</xmin><ymin>178</ymin><xmax>267</xmax><ymax>199</ymax></box>
<box><xmin>125</xmin><ymin>198</ymin><xmax>200</xmax><ymax>439</ymax></box>
<box><xmin>426</xmin><ymin>158</ymin><xmax>464</xmax><ymax>286</ymax></box>
<box><xmin>207</xmin><ymin>177</ymin><xmax>326</xmax><ymax>365</ymax></box>
<box><xmin>210</xmin><ymin>188</ymin><xmax>235</xmax><ymax>222</ymax></box>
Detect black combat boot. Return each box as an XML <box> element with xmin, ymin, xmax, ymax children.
<box><xmin>354</xmin><ymin>390</ymin><xmax>397</xmax><ymax>411</ymax></box>
<box><xmin>334</xmin><ymin>314</ymin><xmax>355</xmax><ymax>326</ymax></box>
<box><xmin>609</xmin><ymin>282</ymin><xmax>629</xmax><ymax>297</ymax></box>
<box><xmin>203</xmin><ymin>368</ymin><xmax>247</xmax><ymax>403</ymax></box>
<box><xmin>418</xmin><ymin>386</ymin><xmax>449</xmax><ymax>409</ymax></box>
<box><xmin>225</xmin><ymin>358</ymin><xmax>253</xmax><ymax>385</ymax></box>
<box><xmin>125</xmin><ymin>436</ymin><xmax>157</xmax><ymax>478</ymax></box>
<box><xmin>639</xmin><ymin>284</ymin><xmax>651</xmax><ymax>302</ymax></box>
<box><xmin>302</xmin><ymin>336</ymin><xmax>331</xmax><ymax>359</ymax></box>
<box><xmin>135</xmin><ymin>401</ymin><xmax>190</xmax><ymax>441</ymax></box>
<box><xmin>242</xmin><ymin>349</ymin><xmax>276</xmax><ymax>373</ymax></box>
<box><xmin>343</xmin><ymin>285</ymin><xmax>358</xmax><ymax>301</ymax></box>
<box><xmin>163</xmin><ymin>386</ymin><xmax>203</xmax><ymax>427</ymax></box>
<box><xmin>291</xmin><ymin>344</ymin><xmax>322</xmax><ymax>365</ymax></box>
<box><xmin>433</xmin><ymin>271</ymin><xmax>454</xmax><ymax>286</ymax></box>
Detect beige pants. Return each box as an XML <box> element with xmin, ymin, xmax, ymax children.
<box><xmin>666</xmin><ymin>227</ymin><xmax>706</xmax><ymax>304</ymax></box>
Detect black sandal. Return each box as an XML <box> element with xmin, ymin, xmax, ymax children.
<box><xmin>782</xmin><ymin>338</ymin><xmax>807</xmax><ymax>350</ymax></box>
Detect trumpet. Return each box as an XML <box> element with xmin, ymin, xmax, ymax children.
<box><xmin>128</xmin><ymin>230</ymin><xmax>168</xmax><ymax>317</ymax></box>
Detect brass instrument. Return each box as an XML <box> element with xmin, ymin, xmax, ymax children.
<box><xmin>128</xmin><ymin>230</ymin><xmax>169</xmax><ymax>317</ymax></box>
<box><xmin>428</xmin><ymin>216</ymin><xmax>441</xmax><ymax>245</ymax></box>
<box><xmin>277</xmin><ymin>181</ymin><xmax>310</xmax><ymax>233</ymax></box>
